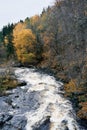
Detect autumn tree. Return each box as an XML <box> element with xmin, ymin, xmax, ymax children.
<box><xmin>24</xmin><ymin>16</ymin><xmax>43</xmax><ymax>61</ymax></box>
<box><xmin>13</xmin><ymin>27</ymin><xmax>38</xmax><ymax>64</ymax></box>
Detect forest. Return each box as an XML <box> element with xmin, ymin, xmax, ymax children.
<box><xmin>0</xmin><ymin>0</ymin><xmax>87</xmax><ymax>127</ymax></box>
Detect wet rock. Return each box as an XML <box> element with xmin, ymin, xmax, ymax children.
<box><xmin>0</xmin><ymin>114</ymin><xmax>13</xmax><ymax>127</ymax></box>
<box><xmin>33</xmin><ymin>117</ymin><xmax>50</xmax><ymax>130</ymax></box>
<box><xmin>64</xmin><ymin>126</ymin><xmax>69</xmax><ymax>130</ymax></box>
<box><xmin>2</xmin><ymin>117</ymin><xmax>27</xmax><ymax>130</ymax></box>
<box><xmin>61</xmin><ymin>120</ymin><xmax>68</xmax><ymax>125</ymax></box>
<box><xmin>10</xmin><ymin>116</ymin><xmax>27</xmax><ymax>130</ymax></box>
<box><xmin>12</xmin><ymin>102</ymin><xmax>18</xmax><ymax>109</ymax></box>
<box><xmin>3</xmin><ymin>114</ymin><xmax>13</xmax><ymax>122</ymax></box>
<box><xmin>0</xmin><ymin>68</ymin><xmax>81</xmax><ymax>130</ymax></box>
<box><xmin>14</xmin><ymin>95</ymin><xmax>19</xmax><ymax>98</ymax></box>
<box><xmin>18</xmin><ymin>81</ymin><xmax>27</xmax><ymax>86</ymax></box>
<box><xmin>5</xmin><ymin>98</ymin><xmax>12</xmax><ymax>105</ymax></box>
<box><xmin>0</xmin><ymin>115</ymin><xmax>4</xmax><ymax>127</ymax></box>
<box><xmin>61</xmin><ymin>120</ymin><xmax>69</xmax><ymax>130</ymax></box>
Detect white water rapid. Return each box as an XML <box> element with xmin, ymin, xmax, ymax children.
<box><xmin>0</xmin><ymin>67</ymin><xmax>84</xmax><ymax>130</ymax></box>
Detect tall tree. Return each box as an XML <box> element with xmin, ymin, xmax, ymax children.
<box><xmin>13</xmin><ymin>28</ymin><xmax>37</xmax><ymax>64</ymax></box>
<box><xmin>2</xmin><ymin>24</ymin><xmax>14</xmax><ymax>58</ymax></box>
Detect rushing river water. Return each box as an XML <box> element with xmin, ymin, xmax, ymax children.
<box><xmin>0</xmin><ymin>68</ymin><xmax>84</xmax><ymax>130</ymax></box>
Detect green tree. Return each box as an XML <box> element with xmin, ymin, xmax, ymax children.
<box><xmin>2</xmin><ymin>24</ymin><xmax>14</xmax><ymax>58</ymax></box>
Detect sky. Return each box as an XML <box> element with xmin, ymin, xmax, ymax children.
<box><xmin>0</xmin><ymin>0</ymin><xmax>54</xmax><ymax>30</ymax></box>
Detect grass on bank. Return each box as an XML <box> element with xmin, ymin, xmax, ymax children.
<box><xmin>0</xmin><ymin>74</ymin><xmax>26</xmax><ymax>96</ymax></box>
<box><xmin>64</xmin><ymin>79</ymin><xmax>87</xmax><ymax>120</ymax></box>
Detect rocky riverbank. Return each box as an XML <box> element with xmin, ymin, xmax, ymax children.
<box><xmin>29</xmin><ymin>66</ymin><xmax>86</xmax><ymax>129</ymax></box>
<box><xmin>0</xmin><ymin>67</ymin><xmax>26</xmax><ymax>96</ymax></box>
<box><xmin>0</xmin><ymin>65</ymin><xmax>87</xmax><ymax>129</ymax></box>
<box><xmin>0</xmin><ymin>67</ymin><xmax>83</xmax><ymax>130</ymax></box>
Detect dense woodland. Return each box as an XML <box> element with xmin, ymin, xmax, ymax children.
<box><xmin>0</xmin><ymin>0</ymin><xmax>87</xmax><ymax>125</ymax></box>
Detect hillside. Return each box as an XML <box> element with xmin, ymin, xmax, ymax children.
<box><xmin>0</xmin><ymin>0</ymin><xmax>87</xmax><ymax>128</ymax></box>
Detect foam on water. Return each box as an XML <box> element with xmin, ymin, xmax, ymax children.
<box><xmin>15</xmin><ymin>68</ymin><xmax>80</xmax><ymax>130</ymax></box>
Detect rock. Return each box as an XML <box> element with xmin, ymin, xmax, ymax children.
<box><xmin>12</xmin><ymin>103</ymin><xmax>18</xmax><ymax>109</ymax></box>
<box><xmin>61</xmin><ymin>120</ymin><xmax>69</xmax><ymax>130</ymax></box>
<box><xmin>0</xmin><ymin>115</ymin><xmax>4</xmax><ymax>126</ymax></box>
<box><xmin>18</xmin><ymin>81</ymin><xmax>27</xmax><ymax>86</ymax></box>
<box><xmin>5</xmin><ymin>98</ymin><xmax>12</xmax><ymax>105</ymax></box>
<box><xmin>0</xmin><ymin>68</ymin><xmax>81</xmax><ymax>130</ymax></box>
<box><xmin>0</xmin><ymin>114</ymin><xmax>13</xmax><ymax>127</ymax></box>
<box><xmin>3</xmin><ymin>114</ymin><xmax>13</xmax><ymax>122</ymax></box>
<box><xmin>33</xmin><ymin>117</ymin><xmax>50</xmax><ymax>130</ymax></box>
<box><xmin>61</xmin><ymin>120</ymin><xmax>68</xmax><ymax>125</ymax></box>
<box><xmin>10</xmin><ymin>116</ymin><xmax>27</xmax><ymax>130</ymax></box>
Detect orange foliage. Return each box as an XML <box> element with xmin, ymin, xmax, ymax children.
<box><xmin>13</xmin><ymin>22</ymin><xmax>25</xmax><ymax>36</ymax></box>
<box><xmin>37</xmin><ymin>25</ymin><xmax>43</xmax><ymax>31</ymax></box>
<box><xmin>13</xmin><ymin>27</ymin><xmax>36</xmax><ymax>64</ymax></box>
<box><xmin>77</xmin><ymin>102</ymin><xmax>87</xmax><ymax>119</ymax></box>
<box><xmin>43</xmin><ymin>35</ymin><xmax>51</xmax><ymax>45</ymax></box>
<box><xmin>30</xmin><ymin>15</ymin><xmax>40</xmax><ymax>26</ymax></box>
<box><xmin>64</xmin><ymin>79</ymin><xmax>77</xmax><ymax>93</ymax></box>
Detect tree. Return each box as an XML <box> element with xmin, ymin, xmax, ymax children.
<box><xmin>13</xmin><ymin>28</ymin><xmax>37</xmax><ymax>64</ymax></box>
<box><xmin>2</xmin><ymin>24</ymin><xmax>14</xmax><ymax>58</ymax></box>
<box><xmin>0</xmin><ymin>31</ymin><xmax>3</xmax><ymax>43</ymax></box>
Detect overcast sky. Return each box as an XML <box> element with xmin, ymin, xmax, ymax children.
<box><xmin>0</xmin><ymin>0</ymin><xmax>54</xmax><ymax>30</ymax></box>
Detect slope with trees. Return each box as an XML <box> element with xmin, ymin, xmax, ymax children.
<box><xmin>0</xmin><ymin>0</ymin><xmax>87</xmax><ymax>126</ymax></box>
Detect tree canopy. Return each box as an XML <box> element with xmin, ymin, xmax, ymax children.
<box><xmin>13</xmin><ymin>27</ymin><xmax>37</xmax><ymax>64</ymax></box>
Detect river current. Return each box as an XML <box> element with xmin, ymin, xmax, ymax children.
<box><xmin>0</xmin><ymin>68</ymin><xmax>84</xmax><ymax>130</ymax></box>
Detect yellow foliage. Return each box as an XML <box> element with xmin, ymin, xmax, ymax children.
<box><xmin>77</xmin><ymin>102</ymin><xmax>87</xmax><ymax>119</ymax></box>
<box><xmin>64</xmin><ymin>79</ymin><xmax>77</xmax><ymax>93</ymax></box>
<box><xmin>64</xmin><ymin>79</ymin><xmax>85</xmax><ymax>98</ymax></box>
<box><xmin>22</xmin><ymin>53</ymin><xmax>36</xmax><ymax>64</ymax></box>
<box><xmin>43</xmin><ymin>35</ymin><xmax>52</xmax><ymax>45</ymax></box>
<box><xmin>30</xmin><ymin>15</ymin><xmax>40</xmax><ymax>26</ymax></box>
<box><xmin>13</xmin><ymin>22</ymin><xmax>25</xmax><ymax>37</ymax></box>
<box><xmin>37</xmin><ymin>25</ymin><xmax>43</xmax><ymax>31</ymax></box>
<box><xmin>13</xmin><ymin>26</ymin><xmax>37</xmax><ymax>64</ymax></box>
<box><xmin>14</xmin><ymin>29</ymin><xmax>36</xmax><ymax>48</ymax></box>
<box><xmin>41</xmin><ymin>13</ymin><xmax>47</xmax><ymax>22</ymax></box>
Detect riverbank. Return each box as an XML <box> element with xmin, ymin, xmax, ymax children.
<box><xmin>0</xmin><ymin>67</ymin><xmax>81</xmax><ymax>130</ymax></box>
<box><xmin>0</xmin><ymin>67</ymin><xmax>26</xmax><ymax>96</ymax></box>
<box><xmin>16</xmin><ymin>65</ymin><xmax>87</xmax><ymax>129</ymax></box>
<box><xmin>36</xmin><ymin>66</ymin><xmax>87</xmax><ymax>129</ymax></box>
<box><xmin>0</xmin><ymin>65</ymin><xmax>87</xmax><ymax>129</ymax></box>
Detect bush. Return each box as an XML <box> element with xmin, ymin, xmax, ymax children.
<box><xmin>22</xmin><ymin>53</ymin><xmax>37</xmax><ymax>64</ymax></box>
<box><xmin>0</xmin><ymin>75</ymin><xmax>19</xmax><ymax>96</ymax></box>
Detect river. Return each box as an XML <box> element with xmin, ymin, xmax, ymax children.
<box><xmin>0</xmin><ymin>67</ymin><xmax>84</xmax><ymax>130</ymax></box>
